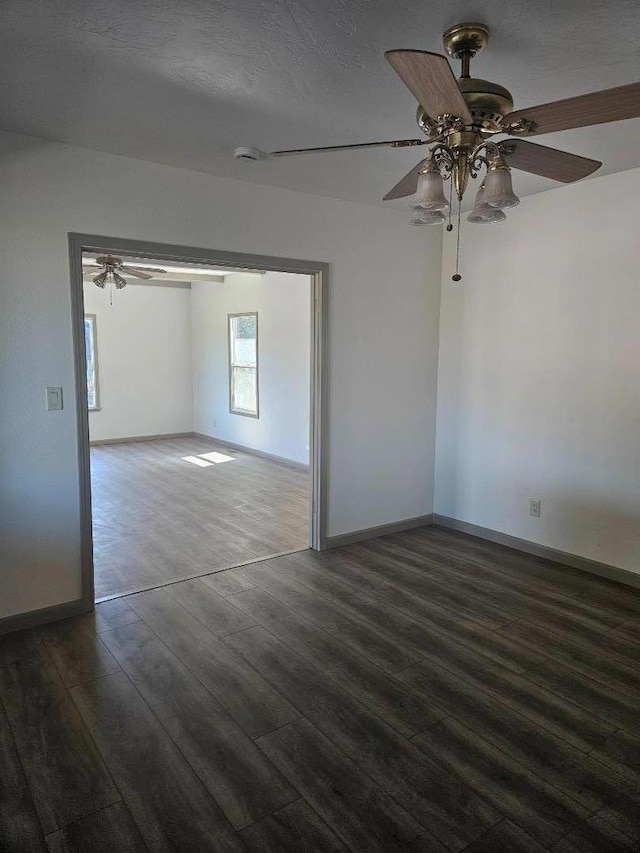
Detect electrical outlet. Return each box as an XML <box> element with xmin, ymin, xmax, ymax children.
<box><xmin>529</xmin><ymin>499</ymin><xmax>541</xmax><ymax>518</ymax></box>
<box><xmin>212</xmin><ymin>419</ymin><xmax>218</xmax><ymax>428</ymax></box>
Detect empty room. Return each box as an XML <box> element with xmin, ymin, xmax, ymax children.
<box><xmin>0</xmin><ymin>2</ymin><xmax>639</xmax><ymax>853</ymax></box>
<box><xmin>82</xmin><ymin>252</ymin><xmax>311</xmax><ymax>598</ymax></box>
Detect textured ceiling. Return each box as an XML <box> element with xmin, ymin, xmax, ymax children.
<box><xmin>1</xmin><ymin>0</ymin><xmax>639</xmax><ymax>207</ymax></box>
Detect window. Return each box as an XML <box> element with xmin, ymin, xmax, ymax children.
<box><xmin>84</xmin><ymin>314</ymin><xmax>100</xmax><ymax>410</ymax></box>
<box><xmin>228</xmin><ymin>312</ymin><xmax>258</xmax><ymax>417</ymax></box>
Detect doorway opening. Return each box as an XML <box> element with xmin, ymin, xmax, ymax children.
<box><xmin>69</xmin><ymin>235</ymin><xmax>328</xmax><ymax>604</ymax></box>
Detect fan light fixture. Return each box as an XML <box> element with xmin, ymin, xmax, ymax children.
<box><xmin>265</xmin><ymin>21</ymin><xmax>640</xmax><ymax>281</ymax></box>
<box><xmin>83</xmin><ymin>256</ymin><xmax>167</xmax><ymax>303</ymax></box>
<box><xmin>415</xmin><ymin>162</ymin><xmax>450</xmax><ymax>211</ymax></box>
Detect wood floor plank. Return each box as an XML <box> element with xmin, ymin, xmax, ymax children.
<box><xmin>395</xmin><ymin>656</ymin><xmax>640</xmax><ymax>827</ymax></box>
<box><xmin>225</xmin><ymin>625</ymin><xmax>500</xmax><ymax>851</ymax></box>
<box><xmin>397</xmin><ymin>645</ymin><xmax>614</xmax><ymax>753</ymax></box>
<box><xmin>501</xmin><ymin>620</ymin><xmax>640</xmax><ymax>697</ymax></box>
<box><xmin>462</xmin><ymin>819</ymin><xmax>547</xmax><ymax>852</ymax></box>
<box><xmin>257</xmin><ymin>550</ymin><xmax>402</xmax><ymax>600</ymax></box>
<box><xmin>227</xmin><ymin>586</ymin><xmax>445</xmax><ymax>735</ymax></box>
<box><xmin>418</xmin><ymin>527</ymin><xmax>640</xmax><ymax>619</ymax></box>
<box><xmin>127</xmin><ymin>589</ymin><xmax>300</xmax><ymax>737</ymax></box>
<box><xmin>426</xmin><ymin>566</ymin><xmax>622</xmax><ymax>634</ymax></box>
<box><xmin>256</xmin><ymin>718</ymin><xmax>442</xmax><ymax>853</ymax></box>
<box><xmin>550</xmin><ymin>813</ymin><xmax>638</xmax><ymax>852</ymax></box>
<box><xmin>280</xmin><ymin>546</ymin><xmax>512</xmax><ymax>633</ymax></box>
<box><xmin>412</xmin><ymin>717</ymin><xmax>591</xmax><ymax>846</ymax></box>
<box><xmin>70</xmin><ymin>671</ymin><xmax>245</xmax><ymax>853</ymax></box>
<box><xmin>341</xmin><ymin>544</ymin><xmax>514</xmax><ymax>629</ymax></box>
<box><xmin>612</xmin><ymin>621</ymin><xmax>640</xmax><ymax>645</ymax></box>
<box><xmin>39</xmin><ymin>618</ymin><xmax>120</xmax><ymax>687</ymax></box>
<box><xmin>524</xmin><ymin>658</ymin><xmax>640</xmax><ymax>736</ymax></box>
<box><xmin>393</xmin><ymin>530</ymin><xmax>626</xmax><ymax>627</ymax></box>
<box><xmin>0</xmin><ymin>634</ymin><xmax>120</xmax><ymax>835</ymax></box>
<box><xmin>0</xmin><ymin>701</ymin><xmax>48</xmax><ymax>853</ymax></box>
<box><xmin>240</xmin><ymin>799</ymin><xmax>348</xmax><ymax>853</ymax></box>
<box><xmin>164</xmin><ymin>578</ymin><xmax>256</xmax><ymax>636</ymax></box>
<box><xmin>238</xmin><ymin>563</ymin><xmax>421</xmax><ymax>672</ymax></box>
<box><xmin>201</xmin><ymin>569</ymin><xmax>256</xmax><ymax>597</ymax></box>
<box><xmin>276</xmin><ymin>552</ymin><xmax>550</xmax><ymax>675</ymax></box>
<box><xmin>406</xmin><ymin>540</ymin><xmax>628</xmax><ymax>630</ymax></box>
<box><xmin>101</xmin><ymin>621</ymin><xmax>298</xmax><ymax>829</ymax></box>
<box><xmin>90</xmin><ymin>599</ymin><xmax>142</xmax><ymax>634</ymax></box>
<box><xmin>44</xmin><ymin>803</ymin><xmax>147</xmax><ymax>853</ymax></box>
<box><xmin>508</xmin><ymin>611</ymin><xmax>640</xmax><ymax>665</ymax></box>
<box><xmin>590</xmin><ymin>729</ymin><xmax>640</xmax><ymax>784</ymax></box>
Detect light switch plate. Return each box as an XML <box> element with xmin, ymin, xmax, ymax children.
<box><xmin>46</xmin><ymin>386</ymin><xmax>63</xmax><ymax>411</ymax></box>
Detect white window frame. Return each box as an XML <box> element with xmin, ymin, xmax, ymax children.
<box><xmin>84</xmin><ymin>314</ymin><xmax>100</xmax><ymax>411</ymax></box>
<box><xmin>228</xmin><ymin>312</ymin><xmax>259</xmax><ymax>418</ymax></box>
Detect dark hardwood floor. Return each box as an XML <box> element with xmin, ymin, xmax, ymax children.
<box><xmin>2</xmin><ymin>526</ymin><xmax>640</xmax><ymax>852</ymax></box>
<box><xmin>91</xmin><ymin>437</ymin><xmax>309</xmax><ymax>599</ymax></box>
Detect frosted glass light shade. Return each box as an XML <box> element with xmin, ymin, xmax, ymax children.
<box><xmin>467</xmin><ymin>181</ymin><xmax>507</xmax><ymax>224</ymax></box>
<box><xmin>415</xmin><ymin>169</ymin><xmax>449</xmax><ymax>211</ymax></box>
<box><xmin>411</xmin><ymin>208</ymin><xmax>446</xmax><ymax>226</ymax></box>
<box><xmin>483</xmin><ymin>165</ymin><xmax>520</xmax><ymax>209</ymax></box>
<box><xmin>467</xmin><ymin>207</ymin><xmax>507</xmax><ymax>224</ymax></box>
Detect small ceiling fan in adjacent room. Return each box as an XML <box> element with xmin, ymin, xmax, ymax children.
<box><xmin>265</xmin><ymin>23</ymin><xmax>640</xmax><ymax>280</ymax></box>
<box><xmin>83</xmin><ymin>255</ymin><xmax>167</xmax><ymax>290</ymax></box>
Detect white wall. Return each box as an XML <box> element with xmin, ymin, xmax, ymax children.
<box><xmin>83</xmin><ymin>282</ymin><xmax>193</xmax><ymax>442</ymax></box>
<box><xmin>192</xmin><ymin>272</ymin><xmax>310</xmax><ymax>465</ymax></box>
<box><xmin>435</xmin><ymin>167</ymin><xmax>640</xmax><ymax>574</ymax></box>
<box><xmin>0</xmin><ymin>130</ymin><xmax>442</xmax><ymax>620</ymax></box>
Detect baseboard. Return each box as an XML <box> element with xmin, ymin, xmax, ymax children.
<box><xmin>326</xmin><ymin>514</ymin><xmax>434</xmax><ymax>549</ymax></box>
<box><xmin>433</xmin><ymin>514</ymin><xmax>640</xmax><ymax>591</ymax></box>
<box><xmin>193</xmin><ymin>433</ymin><xmax>309</xmax><ymax>471</ymax></box>
<box><xmin>90</xmin><ymin>432</ymin><xmax>193</xmax><ymax>446</ymax></box>
<box><xmin>0</xmin><ymin>598</ymin><xmax>92</xmax><ymax>637</ymax></box>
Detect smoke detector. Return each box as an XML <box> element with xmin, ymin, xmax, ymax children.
<box><xmin>233</xmin><ymin>147</ymin><xmax>267</xmax><ymax>162</ymax></box>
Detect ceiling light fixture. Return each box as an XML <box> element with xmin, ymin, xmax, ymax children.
<box><xmin>265</xmin><ymin>22</ymin><xmax>640</xmax><ymax>282</ymax></box>
<box><xmin>82</xmin><ymin>255</ymin><xmax>167</xmax><ymax>303</ymax></box>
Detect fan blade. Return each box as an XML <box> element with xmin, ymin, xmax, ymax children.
<box><xmin>271</xmin><ymin>138</ymin><xmax>428</xmax><ymax>157</ymax></box>
<box><xmin>385</xmin><ymin>50</ymin><xmax>472</xmax><ymax>124</ymax></box>
<box><xmin>383</xmin><ymin>157</ymin><xmax>431</xmax><ymax>201</ymax></box>
<box><xmin>500</xmin><ymin>139</ymin><xmax>601</xmax><ymax>183</ymax></box>
<box><xmin>82</xmin><ymin>265</ymin><xmax>100</xmax><ymax>273</ymax></box>
<box><xmin>127</xmin><ymin>265</ymin><xmax>167</xmax><ymax>274</ymax></box>
<box><xmin>503</xmin><ymin>82</ymin><xmax>640</xmax><ymax>136</ymax></box>
<box><xmin>121</xmin><ymin>267</ymin><xmax>154</xmax><ymax>279</ymax></box>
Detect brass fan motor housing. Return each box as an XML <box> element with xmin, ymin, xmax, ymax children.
<box><xmin>416</xmin><ymin>77</ymin><xmax>513</xmax><ymax>137</ymax></box>
<box><xmin>458</xmin><ymin>78</ymin><xmax>514</xmax><ymax>132</ymax></box>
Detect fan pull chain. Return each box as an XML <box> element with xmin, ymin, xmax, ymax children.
<box><xmin>446</xmin><ymin>178</ymin><xmax>454</xmax><ymax>232</ymax></box>
<box><xmin>452</xmin><ymin>196</ymin><xmax>462</xmax><ymax>282</ymax></box>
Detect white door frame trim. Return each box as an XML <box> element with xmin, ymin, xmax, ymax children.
<box><xmin>68</xmin><ymin>233</ymin><xmax>329</xmax><ymax>607</ymax></box>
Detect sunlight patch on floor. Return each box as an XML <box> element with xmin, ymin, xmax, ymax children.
<box><xmin>181</xmin><ymin>451</ymin><xmax>235</xmax><ymax>467</ymax></box>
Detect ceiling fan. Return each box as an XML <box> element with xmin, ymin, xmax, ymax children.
<box><xmin>83</xmin><ymin>255</ymin><xmax>167</xmax><ymax>290</ymax></box>
<box><xmin>269</xmin><ymin>22</ymin><xmax>640</xmax><ymax>273</ymax></box>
